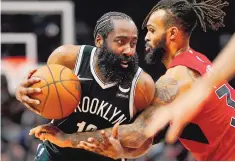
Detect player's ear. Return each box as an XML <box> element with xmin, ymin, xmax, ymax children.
<box><xmin>95</xmin><ymin>34</ymin><xmax>104</xmax><ymax>48</ymax></box>
<box><xmin>167</xmin><ymin>26</ymin><xmax>179</xmax><ymax>40</ymax></box>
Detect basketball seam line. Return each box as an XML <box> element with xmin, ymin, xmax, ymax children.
<box><xmin>60</xmin><ymin>69</ymin><xmax>81</xmax><ymax>103</ymax></box>
<box><xmin>39</xmin><ymin>80</ymin><xmax>79</xmax><ymax>89</ymax></box>
<box><xmin>47</xmin><ymin>65</ymin><xmax>64</xmax><ymax>118</ymax></box>
<box><xmin>33</xmin><ymin>76</ymin><xmax>78</xmax><ymax>89</ymax></box>
<box><xmin>31</xmin><ymin>76</ymin><xmax>50</xmax><ymax>116</ymax></box>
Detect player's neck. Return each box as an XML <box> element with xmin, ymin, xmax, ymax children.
<box><xmin>163</xmin><ymin>38</ymin><xmax>190</xmax><ymax>69</ymax></box>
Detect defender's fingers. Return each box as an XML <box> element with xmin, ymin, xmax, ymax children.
<box><xmin>87</xmin><ymin>138</ymin><xmax>100</xmax><ymax>147</ymax></box>
<box><xmin>100</xmin><ymin>131</ymin><xmax>111</xmax><ymax>146</ymax></box>
<box><xmin>109</xmin><ymin>137</ymin><xmax>124</xmax><ymax>155</ymax></box>
<box><xmin>112</xmin><ymin>122</ymin><xmax>120</xmax><ymax>138</ymax></box>
<box><xmin>80</xmin><ymin>141</ymin><xmax>96</xmax><ymax>150</ymax></box>
<box><xmin>166</xmin><ymin>120</ymin><xmax>185</xmax><ymax>144</ymax></box>
<box><xmin>88</xmin><ymin>137</ymin><xmax>106</xmax><ymax>151</ymax></box>
<box><xmin>81</xmin><ymin>141</ymin><xmax>104</xmax><ymax>154</ymax></box>
<box><xmin>79</xmin><ymin>141</ymin><xmax>96</xmax><ymax>151</ymax></box>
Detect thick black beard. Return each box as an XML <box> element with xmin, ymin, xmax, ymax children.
<box><xmin>145</xmin><ymin>34</ymin><xmax>167</xmax><ymax>65</ymax></box>
<box><xmin>97</xmin><ymin>43</ymin><xmax>139</xmax><ymax>88</ymax></box>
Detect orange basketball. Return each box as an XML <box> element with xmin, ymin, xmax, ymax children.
<box><xmin>29</xmin><ymin>64</ymin><xmax>81</xmax><ymax>119</ymax></box>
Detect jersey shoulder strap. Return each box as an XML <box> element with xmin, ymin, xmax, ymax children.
<box><xmin>129</xmin><ymin>67</ymin><xmax>143</xmax><ymax>119</ymax></box>
<box><xmin>169</xmin><ymin>49</ymin><xmax>212</xmax><ymax>75</ymax></box>
<box><xmin>73</xmin><ymin>45</ymin><xmax>95</xmax><ymax>76</ymax></box>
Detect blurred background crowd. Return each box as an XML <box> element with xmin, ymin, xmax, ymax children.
<box><xmin>1</xmin><ymin>0</ymin><xmax>235</xmax><ymax>160</ymax></box>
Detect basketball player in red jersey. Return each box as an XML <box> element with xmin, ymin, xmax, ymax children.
<box><xmin>145</xmin><ymin>35</ymin><xmax>235</xmax><ymax>144</ymax></box>
<box><xmin>29</xmin><ymin>0</ymin><xmax>235</xmax><ymax>160</ymax></box>
<box><xmin>139</xmin><ymin>0</ymin><xmax>235</xmax><ymax>160</ymax></box>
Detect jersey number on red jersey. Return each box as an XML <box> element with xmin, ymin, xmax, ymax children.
<box><xmin>215</xmin><ymin>84</ymin><xmax>235</xmax><ymax>127</ymax></box>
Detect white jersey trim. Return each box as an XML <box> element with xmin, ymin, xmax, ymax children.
<box><xmin>129</xmin><ymin>67</ymin><xmax>142</xmax><ymax>119</ymax></box>
<box><xmin>90</xmin><ymin>47</ymin><xmax>117</xmax><ymax>89</ymax></box>
<box><xmin>73</xmin><ymin>45</ymin><xmax>85</xmax><ymax>76</ymax></box>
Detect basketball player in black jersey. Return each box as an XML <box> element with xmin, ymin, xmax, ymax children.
<box><xmin>16</xmin><ymin>12</ymin><xmax>155</xmax><ymax>160</ymax></box>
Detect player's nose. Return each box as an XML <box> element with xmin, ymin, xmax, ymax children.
<box><xmin>145</xmin><ymin>33</ymin><xmax>150</xmax><ymax>42</ymax></box>
<box><xmin>123</xmin><ymin>46</ymin><xmax>135</xmax><ymax>57</ymax></box>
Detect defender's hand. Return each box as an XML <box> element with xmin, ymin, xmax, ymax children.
<box><xmin>29</xmin><ymin>123</ymin><xmax>70</xmax><ymax>148</ymax></box>
<box><xmin>77</xmin><ymin>123</ymin><xmax>124</xmax><ymax>160</ymax></box>
<box><xmin>16</xmin><ymin>69</ymin><xmax>41</xmax><ymax>114</ymax></box>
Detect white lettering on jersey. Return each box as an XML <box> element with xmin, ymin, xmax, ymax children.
<box><xmin>82</xmin><ymin>97</ymin><xmax>90</xmax><ymax>112</ymax></box>
<box><xmin>90</xmin><ymin>98</ymin><xmax>99</xmax><ymax>114</ymax></box>
<box><xmin>96</xmin><ymin>101</ymin><xmax>108</xmax><ymax>116</ymax></box>
<box><xmin>109</xmin><ymin>107</ymin><xmax>121</xmax><ymax>122</ymax></box>
<box><xmin>74</xmin><ymin>103</ymin><xmax>82</xmax><ymax>112</ymax></box>
<box><xmin>75</xmin><ymin>96</ymin><xmax>127</xmax><ymax>124</ymax></box>
<box><xmin>112</xmin><ymin>114</ymin><xmax>127</xmax><ymax>124</ymax></box>
<box><xmin>103</xmin><ymin>104</ymin><xmax>112</xmax><ymax>120</ymax></box>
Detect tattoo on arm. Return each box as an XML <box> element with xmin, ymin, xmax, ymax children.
<box><xmin>154</xmin><ymin>76</ymin><xmax>179</xmax><ymax>104</ymax></box>
<box><xmin>67</xmin><ymin>77</ymin><xmax>180</xmax><ymax>149</ymax></box>
<box><xmin>68</xmin><ymin>128</ymin><xmax>113</xmax><ymax>148</ymax></box>
<box><xmin>117</xmin><ymin>76</ymin><xmax>180</xmax><ymax>147</ymax></box>
<box><xmin>187</xmin><ymin>68</ymin><xmax>201</xmax><ymax>81</ymax></box>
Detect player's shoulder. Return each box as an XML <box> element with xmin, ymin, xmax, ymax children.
<box><xmin>156</xmin><ymin>65</ymin><xmax>199</xmax><ymax>90</ymax></box>
<box><xmin>188</xmin><ymin>49</ymin><xmax>212</xmax><ymax>65</ymax></box>
<box><xmin>53</xmin><ymin>44</ymin><xmax>81</xmax><ymax>54</ymax></box>
<box><xmin>48</xmin><ymin>44</ymin><xmax>87</xmax><ymax>70</ymax></box>
<box><xmin>48</xmin><ymin>44</ymin><xmax>81</xmax><ymax>62</ymax></box>
<box><xmin>79</xmin><ymin>45</ymin><xmax>96</xmax><ymax>55</ymax></box>
<box><xmin>51</xmin><ymin>44</ymin><xmax>95</xmax><ymax>54</ymax></box>
<box><xmin>172</xmin><ymin>49</ymin><xmax>211</xmax><ymax>67</ymax></box>
<box><xmin>137</xmin><ymin>71</ymin><xmax>155</xmax><ymax>91</ymax></box>
<box><xmin>165</xmin><ymin>65</ymin><xmax>190</xmax><ymax>79</ymax></box>
<box><xmin>134</xmin><ymin>71</ymin><xmax>155</xmax><ymax>111</ymax></box>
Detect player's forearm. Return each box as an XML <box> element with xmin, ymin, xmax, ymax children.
<box><xmin>64</xmin><ymin>103</ymin><xmax>161</xmax><ymax>149</ymax></box>
<box><xmin>65</xmin><ymin>128</ymin><xmax>112</xmax><ymax>148</ymax></box>
<box><xmin>121</xmin><ymin>138</ymin><xmax>153</xmax><ymax>159</ymax></box>
<box><xmin>64</xmin><ymin>122</ymin><xmax>149</xmax><ymax>149</ymax></box>
<box><xmin>118</xmin><ymin>103</ymin><xmax>171</xmax><ymax>148</ymax></box>
<box><xmin>117</xmin><ymin>123</ymin><xmax>150</xmax><ymax>148</ymax></box>
<box><xmin>63</xmin><ymin>106</ymin><xmax>155</xmax><ymax>149</ymax></box>
<box><xmin>117</xmin><ymin>104</ymin><xmax>161</xmax><ymax>148</ymax></box>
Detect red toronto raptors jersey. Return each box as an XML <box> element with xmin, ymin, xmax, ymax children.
<box><xmin>169</xmin><ymin>48</ymin><xmax>235</xmax><ymax>160</ymax></box>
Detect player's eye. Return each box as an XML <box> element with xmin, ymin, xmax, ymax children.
<box><xmin>148</xmin><ymin>28</ymin><xmax>155</xmax><ymax>33</ymax></box>
<box><xmin>117</xmin><ymin>40</ymin><xmax>124</xmax><ymax>45</ymax></box>
<box><xmin>131</xmin><ymin>41</ymin><xmax>137</xmax><ymax>47</ymax></box>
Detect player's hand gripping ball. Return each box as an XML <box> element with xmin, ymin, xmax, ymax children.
<box><xmin>29</xmin><ymin>64</ymin><xmax>81</xmax><ymax>119</ymax></box>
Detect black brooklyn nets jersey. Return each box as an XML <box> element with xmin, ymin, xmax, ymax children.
<box><xmin>43</xmin><ymin>45</ymin><xmax>142</xmax><ymax>160</ymax></box>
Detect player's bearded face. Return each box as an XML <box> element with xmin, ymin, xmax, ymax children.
<box><xmin>145</xmin><ymin>33</ymin><xmax>167</xmax><ymax>64</ymax></box>
<box><xmin>97</xmin><ymin>41</ymin><xmax>138</xmax><ymax>86</ymax></box>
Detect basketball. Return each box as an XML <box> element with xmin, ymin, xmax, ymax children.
<box><xmin>29</xmin><ymin>64</ymin><xmax>81</xmax><ymax>119</ymax></box>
